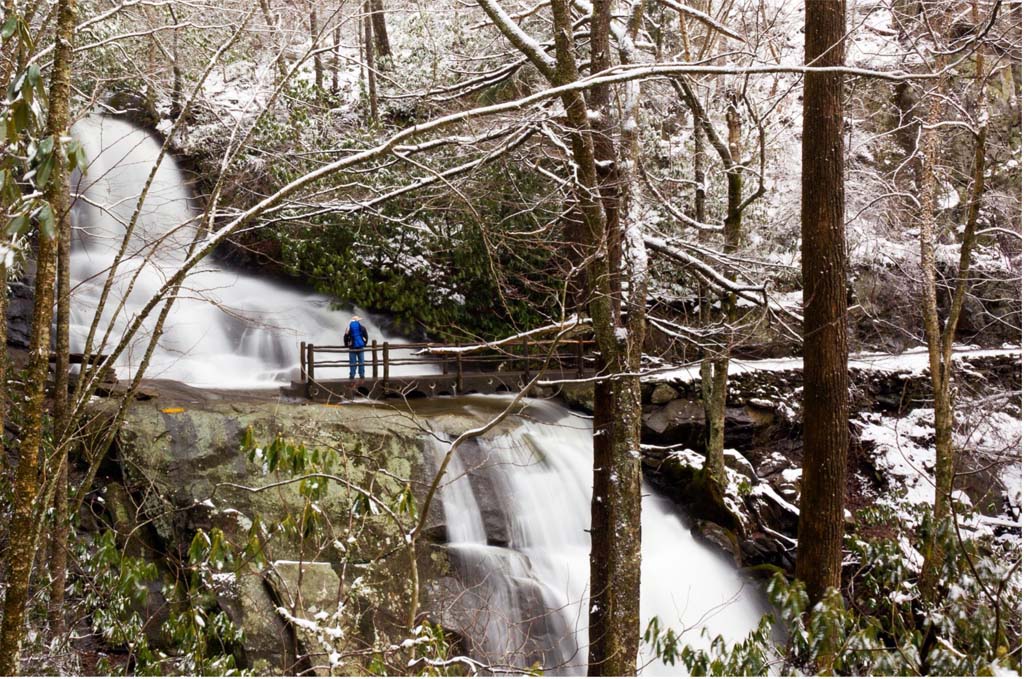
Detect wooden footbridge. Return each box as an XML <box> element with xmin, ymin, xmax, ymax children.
<box><xmin>289</xmin><ymin>338</ymin><xmax>597</xmax><ymax>402</ymax></box>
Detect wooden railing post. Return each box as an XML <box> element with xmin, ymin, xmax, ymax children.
<box><xmin>382</xmin><ymin>342</ymin><xmax>390</xmax><ymax>390</ymax></box>
<box><xmin>306</xmin><ymin>344</ymin><xmax>315</xmax><ymax>383</ymax></box>
<box><xmin>442</xmin><ymin>346</ymin><xmax>449</xmax><ymax>376</ymax></box>
<box><xmin>371</xmin><ymin>340</ymin><xmax>379</xmax><ymax>379</ymax></box>
<box><xmin>300</xmin><ymin>341</ymin><xmax>307</xmax><ymax>382</ymax></box>
<box><xmin>576</xmin><ymin>340</ymin><xmax>584</xmax><ymax>379</ymax></box>
<box><xmin>456</xmin><ymin>351</ymin><xmax>463</xmax><ymax>393</ymax></box>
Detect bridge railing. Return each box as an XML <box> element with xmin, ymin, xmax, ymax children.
<box><xmin>300</xmin><ymin>338</ymin><xmax>595</xmax><ymax>388</ymax></box>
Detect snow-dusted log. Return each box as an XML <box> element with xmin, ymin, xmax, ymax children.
<box><xmin>651</xmin><ymin>0</ymin><xmax>744</xmax><ymax>41</ymax></box>
<box><xmin>414</xmin><ymin>316</ymin><xmax>591</xmax><ymax>354</ymax></box>
<box><xmin>644</xmin><ymin>234</ymin><xmax>766</xmax><ymax>304</ymax></box>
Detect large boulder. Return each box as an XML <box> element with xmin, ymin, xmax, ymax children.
<box><xmin>642</xmin><ymin>398</ymin><xmax>776</xmax><ymax>449</ymax></box>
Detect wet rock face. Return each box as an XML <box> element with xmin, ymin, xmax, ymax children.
<box><xmin>97</xmin><ymin>397</ymin><xmax>441</xmax><ymax>673</ymax></box>
<box><xmin>97</xmin><ymin>393</ymin><xmax>552</xmax><ymax>675</ymax></box>
<box><xmin>458</xmin><ymin>439</ymin><xmax>513</xmax><ymax>548</ymax></box>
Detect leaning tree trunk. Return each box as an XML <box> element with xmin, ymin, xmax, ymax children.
<box><xmin>794</xmin><ymin>0</ymin><xmax>849</xmax><ymax>609</ymax></box>
<box><xmin>0</xmin><ymin>0</ymin><xmax>77</xmax><ymax>672</ymax></box>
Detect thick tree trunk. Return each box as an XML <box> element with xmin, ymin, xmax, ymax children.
<box><xmin>794</xmin><ymin>0</ymin><xmax>849</xmax><ymax>608</ymax></box>
<box><xmin>585</xmin><ymin>3</ymin><xmax>623</xmax><ymax>671</ymax></box>
<box><xmin>0</xmin><ymin>264</ymin><xmax>7</xmax><ymax>473</ymax></box>
<box><xmin>0</xmin><ymin>0</ymin><xmax>77</xmax><ymax>672</ymax></box>
<box><xmin>471</xmin><ymin>2</ymin><xmax>645</xmax><ymax>671</ymax></box>
<box><xmin>369</xmin><ymin>0</ymin><xmax>391</xmax><ymax>60</ymax></box>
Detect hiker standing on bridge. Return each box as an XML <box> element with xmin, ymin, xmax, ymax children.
<box><xmin>344</xmin><ymin>315</ymin><xmax>369</xmax><ymax>380</ymax></box>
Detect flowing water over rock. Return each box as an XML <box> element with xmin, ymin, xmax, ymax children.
<box><xmin>70</xmin><ymin>115</ymin><xmax>429</xmax><ymax>387</ymax></box>
<box><xmin>428</xmin><ymin>398</ymin><xmax>766</xmax><ymax>675</ymax></box>
<box><xmin>74</xmin><ymin>117</ymin><xmax>766</xmax><ymax>673</ymax></box>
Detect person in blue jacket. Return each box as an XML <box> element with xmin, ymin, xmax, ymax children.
<box><xmin>344</xmin><ymin>315</ymin><xmax>369</xmax><ymax>380</ymax></box>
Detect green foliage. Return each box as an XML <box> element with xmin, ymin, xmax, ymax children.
<box><xmin>274</xmin><ymin>164</ymin><xmax>558</xmax><ymax>340</ymax></box>
<box><xmin>644</xmin><ymin>503</ymin><xmax>1022</xmax><ymax>676</ymax></box>
<box><xmin>235</xmin><ymin>429</ymin><xmax>468</xmax><ymax>675</ymax></box>
<box><xmin>73</xmin><ymin>530</ymin><xmax>159</xmax><ymax>659</ymax></box>
<box><xmin>236</xmin><ymin>89</ymin><xmax>561</xmax><ymax>340</ymax></box>
<box><xmin>72</xmin><ymin>529</ymin><xmax>246</xmax><ymax>676</ymax></box>
<box><xmin>1</xmin><ymin>22</ymin><xmax>86</xmax><ymax>267</ymax></box>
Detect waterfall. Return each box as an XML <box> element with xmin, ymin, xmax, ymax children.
<box><xmin>70</xmin><ymin>115</ymin><xmax>431</xmax><ymax>387</ymax></box>
<box><xmin>71</xmin><ymin>117</ymin><xmax>767</xmax><ymax>673</ymax></box>
<box><xmin>428</xmin><ymin>398</ymin><xmax>766</xmax><ymax>675</ymax></box>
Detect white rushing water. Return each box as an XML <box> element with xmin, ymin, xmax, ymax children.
<box><xmin>70</xmin><ymin>115</ymin><xmax>430</xmax><ymax>387</ymax></box>
<box><xmin>428</xmin><ymin>398</ymin><xmax>767</xmax><ymax>675</ymax></box>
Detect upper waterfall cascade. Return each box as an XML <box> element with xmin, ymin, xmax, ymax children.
<box><xmin>70</xmin><ymin>115</ymin><xmax>426</xmax><ymax>387</ymax></box>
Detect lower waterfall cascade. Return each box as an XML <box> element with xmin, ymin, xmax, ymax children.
<box><xmin>428</xmin><ymin>398</ymin><xmax>766</xmax><ymax>675</ymax></box>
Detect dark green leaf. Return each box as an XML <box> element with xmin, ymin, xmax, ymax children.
<box><xmin>34</xmin><ymin>152</ymin><xmax>53</xmax><ymax>190</ymax></box>
<box><xmin>36</xmin><ymin>203</ymin><xmax>55</xmax><ymax>239</ymax></box>
<box><xmin>11</xmin><ymin>100</ymin><xmax>29</xmax><ymax>133</ymax></box>
<box><xmin>1</xmin><ymin>18</ymin><xmax>16</xmax><ymax>41</ymax></box>
<box><xmin>5</xmin><ymin>213</ymin><xmax>28</xmax><ymax>237</ymax></box>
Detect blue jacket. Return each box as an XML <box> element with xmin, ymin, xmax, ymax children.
<box><xmin>345</xmin><ymin>321</ymin><xmax>368</xmax><ymax>349</ymax></box>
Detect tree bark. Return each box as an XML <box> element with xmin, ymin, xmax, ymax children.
<box><xmin>919</xmin><ymin>6</ymin><xmax>986</xmax><ymax>598</ymax></box>
<box><xmin>0</xmin><ymin>0</ymin><xmax>77</xmax><ymax>671</ymax></box>
<box><xmin>169</xmin><ymin>6</ymin><xmax>183</xmax><ymax>119</ymax></box>
<box><xmin>47</xmin><ymin>147</ymin><xmax>74</xmax><ymax>640</ymax></box>
<box><xmin>362</xmin><ymin>1</ymin><xmax>378</xmax><ymax>122</ymax></box>
<box><xmin>369</xmin><ymin>0</ymin><xmax>391</xmax><ymax>60</ymax></box>
<box><xmin>794</xmin><ymin>0</ymin><xmax>849</xmax><ymax>608</ymax></box>
<box><xmin>332</xmin><ymin>26</ymin><xmax>341</xmax><ymax>94</ymax></box>
<box><xmin>258</xmin><ymin>0</ymin><xmax>288</xmax><ymax>79</ymax></box>
<box><xmin>310</xmin><ymin>6</ymin><xmax>323</xmax><ymax>91</ymax></box>
<box><xmin>677</xmin><ymin>80</ymin><xmax>745</xmax><ymax>498</ymax></box>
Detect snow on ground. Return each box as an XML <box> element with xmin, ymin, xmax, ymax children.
<box><xmin>646</xmin><ymin>346</ymin><xmax>1022</xmax><ymax>384</ymax></box>
<box><xmin>858</xmin><ymin>401</ymin><xmax>1022</xmax><ymax>532</ymax></box>
<box><xmin>859</xmin><ymin>408</ymin><xmax>939</xmax><ymax>507</ymax></box>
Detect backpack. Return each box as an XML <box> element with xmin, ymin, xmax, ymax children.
<box><xmin>346</xmin><ymin>321</ymin><xmax>366</xmax><ymax>349</ymax></box>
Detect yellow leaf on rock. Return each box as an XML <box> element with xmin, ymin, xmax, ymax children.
<box><xmin>161</xmin><ymin>407</ymin><xmax>185</xmax><ymax>414</ymax></box>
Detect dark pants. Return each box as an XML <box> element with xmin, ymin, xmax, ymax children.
<box><xmin>349</xmin><ymin>350</ymin><xmax>365</xmax><ymax>379</ymax></box>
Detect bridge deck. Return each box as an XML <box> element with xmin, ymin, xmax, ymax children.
<box><xmin>289</xmin><ymin>368</ymin><xmax>593</xmax><ymax>402</ymax></box>
<box><xmin>294</xmin><ymin>338</ymin><xmax>596</xmax><ymax>402</ymax></box>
